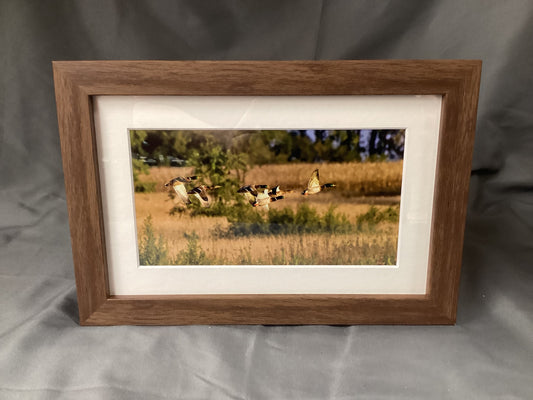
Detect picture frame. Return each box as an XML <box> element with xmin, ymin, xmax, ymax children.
<box><xmin>53</xmin><ymin>60</ymin><xmax>481</xmax><ymax>325</ymax></box>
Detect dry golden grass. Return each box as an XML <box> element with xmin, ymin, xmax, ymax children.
<box><xmin>138</xmin><ymin>161</ymin><xmax>403</xmax><ymax>197</ymax></box>
<box><xmin>245</xmin><ymin>161</ymin><xmax>403</xmax><ymax>197</ymax></box>
<box><xmin>140</xmin><ymin>166</ymin><xmax>196</xmax><ymax>192</ymax></box>
<box><xmin>134</xmin><ymin>161</ymin><xmax>402</xmax><ymax>265</ymax></box>
<box><xmin>135</xmin><ymin>192</ymin><xmax>399</xmax><ymax>265</ymax></box>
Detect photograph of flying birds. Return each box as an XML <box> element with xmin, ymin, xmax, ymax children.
<box><xmin>131</xmin><ymin>129</ymin><xmax>404</xmax><ymax>266</ymax></box>
<box><xmin>165</xmin><ymin>169</ymin><xmax>336</xmax><ymax>211</ymax></box>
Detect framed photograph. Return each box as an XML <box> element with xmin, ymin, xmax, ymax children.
<box><xmin>53</xmin><ymin>60</ymin><xmax>481</xmax><ymax>325</ymax></box>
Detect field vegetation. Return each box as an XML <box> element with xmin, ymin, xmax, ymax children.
<box><xmin>131</xmin><ymin>129</ymin><xmax>403</xmax><ymax>266</ymax></box>
<box><xmin>134</xmin><ymin>164</ymin><xmax>401</xmax><ymax>265</ymax></box>
<box><xmin>137</xmin><ymin>161</ymin><xmax>403</xmax><ymax>198</ymax></box>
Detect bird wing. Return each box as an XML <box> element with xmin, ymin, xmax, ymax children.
<box><xmin>307</xmin><ymin>169</ymin><xmax>320</xmax><ymax>190</ymax></box>
<box><xmin>242</xmin><ymin>191</ymin><xmax>256</xmax><ymax>205</ymax></box>
<box><xmin>165</xmin><ymin>177</ymin><xmax>177</xmax><ymax>187</ymax></box>
<box><xmin>248</xmin><ymin>185</ymin><xmax>259</xmax><ymax>196</ymax></box>
<box><xmin>194</xmin><ymin>193</ymin><xmax>211</xmax><ymax>207</ymax></box>
<box><xmin>254</xmin><ymin>190</ymin><xmax>270</xmax><ymax>207</ymax></box>
<box><xmin>189</xmin><ymin>186</ymin><xmax>209</xmax><ymax>202</ymax></box>
<box><xmin>269</xmin><ymin>185</ymin><xmax>280</xmax><ymax>196</ymax></box>
<box><xmin>238</xmin><ymin>185</ymin><xmax>255</xmax><ymax>196</ymax></box>
<box><xmin>198</xmin><ymin>187</ymin><xmax>209</xmax><ymax>202</ymax></box>
<box><xmin>173</xmin><ymin>183</ymin><xmax>190</xmax><ymax>204</ymax></box>
<box><xmin>188</xmin><ymin>187</ymin><xmax>211</xmax><ymax>207</ymax></box>
<box><xmin>177</xmin><ymin>175</ymin><xmax>197</xmax><ymax>183</ymax></box>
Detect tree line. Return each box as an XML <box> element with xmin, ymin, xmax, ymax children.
<box><xmin>130</xmin><ymin>129</ymin><xmax>405</xmax><ymax>167</ymax></box>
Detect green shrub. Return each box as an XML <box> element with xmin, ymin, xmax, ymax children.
<box><xmin>320</xmin><ymin>205</ymin><xmax>353</xmax><ymax>234</ymax></box>
<box><xmin>139</xmin><ymin>219</ymin><xmax>212</xmax><ymax>265</ymax></box>
<box><xmin>294</xmin><ymin>203</ymin><xmax>321</xmax><ymax>232</ymax></box>
<box><xmin>380</xmin><ymin>206</ymin><xmax>400</xmax><ymax>222</ymax></box>
<box><xmin>216</xmin><ymin>204</ymin><xmax>354</xmax><ymax>238</ymax></box>
<box><xmin>174</xmin><ymin>232</ymin><xmax>210</xmax><ymax>265</ymax></box>
<box><xmin>138</xmin><ymin>215</ymin><xmax>172</xmax><ymax>265</ymax></box>
<box><xmin>356</xmin><ymin>205</ymin><xmax>399</xmax><ymax>226</ymax></box>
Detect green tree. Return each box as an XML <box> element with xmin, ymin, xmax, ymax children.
<box><xmin>185</xmin><ymin>140</ymin><xmax>249</xmax><ymax>216</ymax></box>
<box><xmin>131</xmin><ymin>158</ymin><xmax>156</xmax><ymax>192</ymax></box>
<box><xmin>130</xmin><ymin>130</ymin><xmax>148</xmax><ymax>156</ymax></box>
<box><xmin>170</xmin><ymin>131</ymin><xmax>191</xmax><ymax>159</ymax></box>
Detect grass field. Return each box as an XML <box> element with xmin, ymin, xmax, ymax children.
<box><xmin>134</xmin><ymin>162</ymin><xmax>402</xmax><ymax>265</ymax></box>
<box><xmin>138</xmin><ymin>161</ymin><xmax>403</xmax><ymax>197</ymax></box>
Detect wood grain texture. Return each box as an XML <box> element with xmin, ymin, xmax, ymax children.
<box><xmin>53</xmin><ymin>69</ymin><xmax>109</xmax><ymax>323</ymax></box>
<box><xmin>53</xmin><ymin>60</ymin><xmax>481</xmax><ymax>325</ymax></box>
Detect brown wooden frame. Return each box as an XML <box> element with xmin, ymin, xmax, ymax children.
<box><xmin>53</xmin><ymin>60</ymin><xmax>481</xmax><ymax>325</ymax></box>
